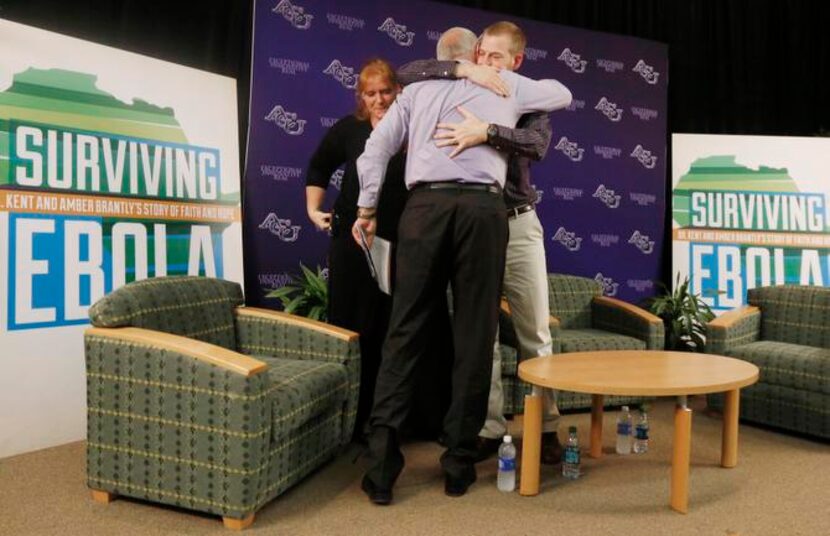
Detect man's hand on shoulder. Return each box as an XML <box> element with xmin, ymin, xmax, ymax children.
<box><xmin>455</xmin><ymin>63</ymin><xmax>510</xmax><ymax>97</ymax></box>
<box><xmin>434</xmin><ymin>106</ymin><xmax>489</xmax><ymax>158</ymax></box>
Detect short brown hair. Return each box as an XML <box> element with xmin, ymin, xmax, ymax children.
<box><xmin>354</xmin><ymin>58</ymin><xmax>398</xmax><ymax>120</ymax></box>
<box><xmin>482</xmin><ymin>21</ymin><xmax>527</xmax><ymax>55</ymax></box>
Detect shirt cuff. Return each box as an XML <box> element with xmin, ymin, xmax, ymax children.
<box><xmin>357</xmin><ymin>191</ymin><xmax>378</xmax><ymax>209</ymax></box>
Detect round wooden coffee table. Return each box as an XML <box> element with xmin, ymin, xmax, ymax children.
<box><xmin>517</xmin><ymin>350</ymin><xmax>759</xmax><ymax>513</ymax></box>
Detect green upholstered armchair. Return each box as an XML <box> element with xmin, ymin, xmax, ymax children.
<box><xmin>501</xmin><ymin>273</ymin><xmax>665</xmax><ymax>414</ymax></box>
<box><xmin>705</xmin><ymin>285</ymin><xmax>830</xmax><ymax>439</ymax></box>
<box><xmin>84</xmin><ymin>276</ymin><xmax>359</xmax><ymax>529</ymax></box>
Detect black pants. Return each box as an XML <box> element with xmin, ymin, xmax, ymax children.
<box><xmin>328</xmin><ymin>215</ymin><xmax>452</xmax><ymax>441</ymax></box>
<box><xmin>366</xmin><ymin>186</ymin><xmax>508</xmax><ymax>485</ymax></box>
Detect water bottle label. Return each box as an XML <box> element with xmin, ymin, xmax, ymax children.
<box><xmin>564</xmin><ymin>447</ymin><xmax>580</xmax><ymax>465</ymax></box>
<box><xmin>498</xmin><ymin>457</ymin><xmax>516</xmax><ymax>471</ymax></box>
<box><xmin>636</xmin><ymin>424</ymin><xmax>649</xmax><ymax>440</ymax></box>
<box><xmin>617</xmin><ymin>422</ymin><xmax>631</xmax><ymax>435</ymax></box>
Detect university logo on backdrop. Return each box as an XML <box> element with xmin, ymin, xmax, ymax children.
<box><xmin>554</xmin><ymin>136</ymin><xmax>584</xmax><ymax>162</ymax></box>
<box><xmin>594</xmin><ymin>273</ymin><xmax>620</xmax><ymax>296</ymax></box>
<box><xmin>259</xmin><ymin>212</ymin><xmax>301</xmax><ymax>242</ymax></box>
<box><xmin>593</xmin><ymin>185</ymin><xmax>621</xmax><ymax>209</ymax></box>
<box><xmin>273</xmin><ymin>0</ymin><xmax>314</xmax><ymax>29</ymax></box>
<box><xmin>557</xmin><ymin>48</ymin><xmax>587</xmax><ymax>73</ymax></box>
<box><xmin>632</xmin><ymin>59</ymin><xmax>660</xmax><ymax>84</ymax></box>
<box><xmin>628</xmin><ymin>230</ymin><xmax>655</xmax><ymax>254</ymax></box>
<box><xmin>323</xmin><ymin>60</ymin><xmax>358</xmax><ymax>89</ymax></box>
<box><xmin>631</xmin><ymin>144</ymin><xmax>658</xmax><ymax>169</ymax></box>
<box><xmin>264</xmin><ymin>104</ymin><xmax>307</xmax><ymax>135</ymax></box>
<box><xmin>595</xmin><ymin>97</ymin><xmax>624</xmax><ymax>122</ymax></box>
<box><xmin>552</xmin><ymin>227</ymin><xmax>583</xmax><ymax>252</ymax></box>
<box><xmin>378</xmin><ymin>17</ymin><xmax>415</xmax><ymax>46</ymax></box>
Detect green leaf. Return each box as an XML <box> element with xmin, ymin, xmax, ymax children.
<box><xmin>308</xmin><ymin>305</ymin><xmax>325</xmax><ymax>321</ymax></box>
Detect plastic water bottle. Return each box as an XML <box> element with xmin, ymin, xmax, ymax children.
<box><xmin>497</xmin><ymin>435</ymin><xmax>516</xmax><ymax>492</ymax></box>
<box><xmin>562</xmin><ymin>426</ymin><xmax>581</xmax><ymax>480</ymax></box>
<box><xmin>634</xmin><ymin>406</ymin><xmax>649</xmax><ymax>454</ymax></box>
<box><xmin>615</xmin><ymin>405</ymin><xmax>633</xmax><ymax>455</ymax></box>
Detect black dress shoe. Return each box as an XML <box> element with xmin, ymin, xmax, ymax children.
<box><xmin>361</xmin><ymin>475</ymin><xmax>392</xmax><ymax>505</ymax></box>
<box><xmin>473</xmin><ymin>436</ymin><xmax>502</xmax><ymax>463</ymax></box>
<box><xmin>444</xmin><ymin>469</ymin><xmax>477</xmax><ymax>497</ymax></box>
<box><xmin>540</xmin><ymin>431</ymin><xmax>564</xmax><ymax>465</ymax></box>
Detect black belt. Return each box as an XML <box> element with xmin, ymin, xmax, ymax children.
<box><xmin>507</xmin><ymin>203</ymin><xmax>535</xmax><ymax>219</ymax></box>
<box><xmin>412</xmin><ymin>181</ymin><xmax>501</xmax><ymax>195</ymax></box>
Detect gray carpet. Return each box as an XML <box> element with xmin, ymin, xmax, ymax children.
<box><xmin>1</xmin><ymin>397</ymin><xmax>827</xmax><ymax>535</ymax></box>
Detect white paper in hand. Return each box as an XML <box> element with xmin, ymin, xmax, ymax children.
<box><xmin>356</xmin><ymin>227</ymin><xmax>392</xmax><ymax>295</ymax></box>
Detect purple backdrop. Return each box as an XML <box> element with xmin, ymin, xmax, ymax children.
<box><xmin>244</xmin><ymin>0</ymin><xmax>668</xmax><ymax>307</ymax></box>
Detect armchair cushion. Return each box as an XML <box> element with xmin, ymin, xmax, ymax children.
<box><xmin>560</xmin><ymin>329</ymin><xmax>647</xmax><ymax>353</ymax></box>
<box><xmin>549</xmin><ymin>274</ymin><xmax>603</xmax><ymax>329</ymax></box>
<box><xmin>727</xmin><ymin>341</ymin><xmax>830</xmax><ymax>395</ymax></box>
<box><xmin>748</xmin><ymin>285</ymin><xmax>830</xmax><ymax>348</ymax></box>
<box><xmin>256</xmin><ymin>356</ymin><xmax>349</xmax><ymax>441</ymax></box>
<box><xmin>88</xmin><ymin>276</ymin><xmax>243</xmax><ymax>350</ymax></box>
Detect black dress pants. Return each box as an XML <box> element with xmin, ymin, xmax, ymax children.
<box><xmin>366</xmin><ymin>185</ymin><xmax>508</xmax><ymax>486</ymax></box>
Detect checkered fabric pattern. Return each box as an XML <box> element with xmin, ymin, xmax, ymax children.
<box><xmin>85</xmin><ymin>277</ymin><xmax>359</xmax><ymax>521</ymax></box>
<box><xmin>89</xmin><ymin>276</ymin><xmax>243</xmax><ymax>350</ymax></box>
<box><xmin>706</xmin><ymin>285</ymin><xmax>829</xmax><ymax>439</ymax></box>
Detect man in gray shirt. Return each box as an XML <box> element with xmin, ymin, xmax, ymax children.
<box><xmin>353</xmin><ymin>27</ymin><xmax>571</xmax><ymax>505</ymax></box>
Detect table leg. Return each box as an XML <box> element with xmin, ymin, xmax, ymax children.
<box><xmin>519</xmin><ymin>392</ymin><xmax>542</xmax><ymax>496</ymax></box>
<box><xmin>721</xmin><ymin>389</ymin><xmax>740</xmax><ymax>468</ymax></box>
<box><xmin>590</xmin><ymin>394</ymin><xmax>604</xmax><ymax>458</ymax></box>
<box><xmin>670</xmin><ymin>402</ymin><xmax>693</xmax><ymax>514</ymax></box>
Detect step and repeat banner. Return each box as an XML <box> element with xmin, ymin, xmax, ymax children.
<box><xmin>673</xmin><ymin>134</ymin><xmax>830</xmax><ymax>312</ymax></box>
<box><xmin>0</xmin><ymin>19</ymin><xmax>243</xmax><ymax>457</ymax></box>
<box><xmin>245</xmin><ymin>0</ymin><xmax>668</xmax><ymax>306</ymax></box>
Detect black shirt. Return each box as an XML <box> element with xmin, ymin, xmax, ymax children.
<box><xmin>306</xmin><ymin>115</ymin><xmax>407</xmax><ymax>239</ymax></box>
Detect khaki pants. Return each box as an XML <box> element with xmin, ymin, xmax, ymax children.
<box><xmin>479</xmin><ymin>209</ymin><xmax>560</xmax><ymax>439</ymax></box>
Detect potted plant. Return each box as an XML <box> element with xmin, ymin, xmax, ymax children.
<box><xmin>267</xmin><ymin>264</ymin><xmax>328</xmax><ymax>321</ymax></box>
<box><xmin>646</xmin><ymin>274</ymin><xmax>715</xmax><ymax>351</ymax></box>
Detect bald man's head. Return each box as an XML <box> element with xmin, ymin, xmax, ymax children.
<box><xmin>436</xmin><ymin>27</ymin><xmax>477</xmax><ymax>61</ymax></box>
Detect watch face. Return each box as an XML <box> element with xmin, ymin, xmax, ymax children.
<box><xmin>488</xmin><ymin>124</ymin><xmax>497</xmax><ymax>138</ymax></box>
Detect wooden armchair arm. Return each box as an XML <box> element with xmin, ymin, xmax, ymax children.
<box><xmin>707</xmin><ymin>305</ymin><xmax>761</xmax><ymax>329</ymax></box>
<box><xmin>85</xmin><ymin>326</ymin><xmax>268</xmax><ymax>377</ymax></box>
<box><xmin>235</xmin><ymin>307</ymin><xmax>359</xmax><ymax>342</ymax></box>
<box><xmin>593</xmin><ymin>296</ymin><xmax>662</xmax><ymax>325</ymax></box>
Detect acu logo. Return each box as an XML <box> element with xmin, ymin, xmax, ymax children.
<box><xmin>554</xmin><ymin>136</ymin><xmax>584</xmax><ymax>162</ymax></box>
<box><xmin>631</xmin><ymin>144</ymin><xmax>658</xmax><ymax>169</ymax></box>
<box><xmin>594</xmin><ymin>273</ymin><xmax>619</xmax><ymax>296</ymax></box>
<box><xmin>595</xmin><ymin>97</ymin><xmax>623</xmax><ymax>122</ymax></box>
<box><xmin>552</xmin><ymin>227</ymin><xmax>582</xmax><ymax>252</ymax></box>
<box><xmin>557</xmin><ymin>48</ymin><xmax>587</xmax><ymax>73</ymax></box>
<box><xmin>628</xmin><ymin>230</ymin><xmax>655</xmax><ymax>254</ymax></box>
<box><xmin>264</xmin><ymin>105</ymin><xmax>306</xmax><ymax>135</ymax></box>
<box><xmin>593</xmin><ymin>185</ymin><xmax>621</xmax><ymax>209</ymax></box>
<box><xmin>323</xmin><ymin>60</ymin><xmax>358</xmax><ymax>89</ymax></box>
<box><xmin>259</xmin><ymin>213</ymin><xmax>301</xmax><ymax>242</ymax></box>
<box><xmin>378</xmin><ymin>17</ymin><xmax>415</xmax><ymax>46</ymax></box>
<box><xmin>273</xmin><ymin>0</ymin><xmax>313</xmax><ymax>29</ymax></box>
<box><xmin>632</xmin><ymin>60</ymin><xmax>660</xmax><ymax>84</ymax></box>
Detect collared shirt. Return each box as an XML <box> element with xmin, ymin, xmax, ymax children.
<box><xmin>398</xmin><ymin>59</ymin><xmax>555</xmax><ymax>210</ymax></box>
<box><xmin>357</xmin><ymin>68</ymin><xmax>571</xmax><ymax>208</ymax></box>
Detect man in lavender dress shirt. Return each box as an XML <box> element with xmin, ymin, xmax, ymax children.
<box><xmin>352</xmin><ymin>27</ymin><xmax>572</xmax><ymax>504</ymax></box>
<box><xmin>398</xmin><ymin>21</ymin><xmax>570</xmax><ymax>465</ymax></box>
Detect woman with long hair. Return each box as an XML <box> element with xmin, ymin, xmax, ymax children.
<box><xmin>304</xmin><ymin>59</ymin><xmax>409</xmax><ymax>439</ymax></box>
